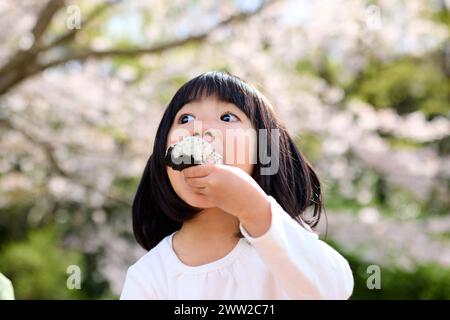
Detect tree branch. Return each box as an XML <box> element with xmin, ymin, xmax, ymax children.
<box><xmin>34</xmin><ymin>0</ymin><xmax>275</xmax><ymax>71</ymax></box>
<box><xmin>0</xmin><ymin>0</ymin><xmax>65</xmax><ymax>85</ymax></box>
<box><xmin>41</xmin><ymin>0</ymin><xmax>119</xmax><ymax>51</ymax></box>
<box><xmin>0</xmin><ymin>117</ymin><xmax>131</xmax><ymax>206</ymax></box>
<box><xmin>32</xmin><ymin>0</ymin><xmax>66</xmax><ymax>45</ymax></box>
<box><xmin>0</xmin><ymin>0</ymin><xmax>276</xmax><ymax>96</ymax></box>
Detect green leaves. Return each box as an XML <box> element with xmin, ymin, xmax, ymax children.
<box><xmin>352</xmin><ymin>58</ymin><xmax>449</xmax><ymax>117</ymax></box>
<box><xmin>0</xmin><ymin>226</ymin><xmax>85</xmax><ymax>299</ymax></box>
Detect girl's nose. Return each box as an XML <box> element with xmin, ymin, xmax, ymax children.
<box><xmin>192</xmin><ymin>119</ymin><xmax>216</xmax><ymax>143</ymax></box>
<box><xmin>203</xmin><ymin>130</ymin><xmax>214</xmax><ymax>143</ymax></box>
<box><xmin>193</xmin><ymin>128</ymin><xmax>215</xmax><ymax>143</ymax></box>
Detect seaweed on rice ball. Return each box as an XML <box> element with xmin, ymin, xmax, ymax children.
<box><xmin>165</xmin><ymin>136</ymin><xmax>223</xmax><ymax>171</ymax></box>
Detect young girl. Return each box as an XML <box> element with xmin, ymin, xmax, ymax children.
<box><xmin>120</xmin><ymin>71</ymin><xmax>354</xmax><ymax>300</ymax></box>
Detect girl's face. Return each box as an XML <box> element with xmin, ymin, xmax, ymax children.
<box><xmin>166</xmin><ymin>95</ymin><xmax>256</xmax><ymax>209</ymax></box>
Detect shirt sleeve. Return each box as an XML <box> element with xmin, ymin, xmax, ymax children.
<box><xmin>239</xmin><ymin>196</ymin><xmax>354</xmax><ymax>300</ymax></box>
<box><xmin>0</xmin><ymin>273</ymin><xmax>15</xmax><ymax>300</ymax></box>
<box><xmin>120</xmin><ymin>265</ymin><xmax>159</xmax><ymax>300</ymax></box>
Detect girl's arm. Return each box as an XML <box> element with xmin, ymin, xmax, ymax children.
<box><xmin>240</xmin><ymin>196</ymin><xmax>354</xmax><ymax>300</ymax></box>
<box><xmin>182</xmin><ymin>164</ymin><xmax>354</xmax><ymax>299</ymax></box>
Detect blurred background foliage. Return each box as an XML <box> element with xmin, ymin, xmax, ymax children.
<box><xmin>0</xmin><ymin>0</ymin><xmax>449</xmax><ymax>299</ymax></box>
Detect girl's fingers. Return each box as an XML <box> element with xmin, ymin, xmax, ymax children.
<box><xmin>190</xmin><ymin>185</ymin><xmax>207</xmax><ymax>196</ymax></box>
<box><xmin>192</xmin><ymin>188</ymin><xmax>206</xmax><ymax>196</ymax></box>
<box><xmin>184</xmin><ymin>176</ymin><xmax>208</xmax><ymax>188</ymax></box>
<box><xmin>182</xmin><ymin>164</ymin><xmax>213</xmax><ymax>178</ymax></box>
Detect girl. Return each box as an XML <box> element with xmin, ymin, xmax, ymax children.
<box><xmin>120</xmin><ymin>71</ymin><xmax>354</xmax><ymax>300</ymax></box>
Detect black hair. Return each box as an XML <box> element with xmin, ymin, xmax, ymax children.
<box><xmin>133</xmin><ymin>71</ymin><xmax>323</xmax><ymax>251</ymax></box>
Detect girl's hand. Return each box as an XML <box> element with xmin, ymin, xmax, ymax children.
<box><xmin>182</xmin><ymin>164</ymin><xmax>272</xmax><ymax>237</ymax></box>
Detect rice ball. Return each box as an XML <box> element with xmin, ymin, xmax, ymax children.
<box><xmin>165</xmin><ymin>136</ymin><xmax>223</xmax><ymax>171</ymax></box>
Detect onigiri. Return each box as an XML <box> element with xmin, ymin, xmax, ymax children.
<box><xmin>165</xmin><ymin>136</ymin><xmax>222</xmax><ymax>171</ymax></box>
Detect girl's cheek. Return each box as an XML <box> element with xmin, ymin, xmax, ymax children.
<box><xmin>239</xmin><ymin>138</ymin><xmax>256</xmax><ymax>175</ymax></box>
<box><xmin>222</xmin><ymin>130</ymin><xmax>257</xmax><ymax>174</ymax></box>
<box><xmin>167</xmin><ymin>168</ymin><xmax>185</xmax><ymax>196</ymax></box>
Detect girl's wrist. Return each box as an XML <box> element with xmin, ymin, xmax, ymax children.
<box><xmin>238</xmin><ymin>193</ymin><xmax>272</xmax><ymax>238</ymax></box>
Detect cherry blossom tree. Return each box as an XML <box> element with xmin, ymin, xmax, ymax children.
<box><xmin>0</xmin><ymin>0</ymin><xmax>448</xmax><ymax>298</ymax></box>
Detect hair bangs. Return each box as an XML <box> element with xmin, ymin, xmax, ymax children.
<box><xmin>168</xmin><ymin>71</ymin><xmax>258</xmax><ymax>121</ymax></box>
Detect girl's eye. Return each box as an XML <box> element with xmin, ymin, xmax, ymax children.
<box><xmin>179</xmin><ymin>114</ymin><xmax>195</xmax><ymax>124</ymax></box>
<box><xmin>220</xmin><ymin>112</ymin><xmax>239</xmax><ymax>122</ymax></box>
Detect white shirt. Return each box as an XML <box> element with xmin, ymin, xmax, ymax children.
<box><xmin>120</xmin><ymin>196</ymin><xmax>354</xmax><ymax>300</ymax></box>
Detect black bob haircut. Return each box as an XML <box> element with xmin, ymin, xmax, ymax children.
<box><xmin>133</xmin><ymin>71</ymin><xmax>323</xmax><ymax>251</ymax></box>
